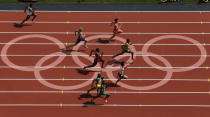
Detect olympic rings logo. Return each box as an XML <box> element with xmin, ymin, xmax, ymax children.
<box><xmin>1</xmin><ymin>34</ymin><xmax>207</xmax><ymax>91</ymax></box>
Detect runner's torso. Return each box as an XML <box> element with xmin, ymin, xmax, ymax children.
<box><xmin>26</xmin><ymin>6</ymin><xmax>33</xmax><ymax>16</ymax></box>
<box><xmin>96</xmin><ymin>77</ymin><xmax>102</xmax><ymax>84</ymax></box>
<box><xmin>114</xmin><ymin>23</ymin><xmax>118</xmax><ymax>30</ymax></box>
<box><xmin>95</xmin><ymin>52</ymin><xmax>100</xmax><ymax>61</ymax></box>
<box><xmin>119</xmin><ymin>66</ymin><xmax>124</xmax><ymax>75</ymax></box>
<box><xmin>123</xmin><ymin>42</ymin><xmax>130</xmax><ymax>50</ymax></box>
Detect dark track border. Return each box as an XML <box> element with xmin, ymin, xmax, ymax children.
<box><xmin>0</xmin><ymin>3</ymin><xmax>210</xmax><ymax>11</ymax></box>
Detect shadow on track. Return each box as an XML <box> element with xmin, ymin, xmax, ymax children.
<box><xmin>96</xmin><ymin>38</ymin><xmax>115</xmax><ymax>44</ymax></box>
<box><xmin>13</xmin><ymin>23</ymin><xmax>32</xmax><ymax>28</ymax></box>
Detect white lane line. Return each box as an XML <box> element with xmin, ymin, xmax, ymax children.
<box><xmin>0</xmin><ymin>66</ymin><xmax>208</xmax><ymax>69</ymax></box>
<box><xmin>0</xmin><ymin>104</ymin><xmax>209</xmax><ymax>107</ymax></box>
<box><xmin>0</xmin><ymin>32</ymin><xmax>209</xmax><ymax>35</ymax></box>
<box><xmin>0</xmin><ymin>54</ymin><xmax>209</xmax><ymax>57</ymax></box>
<box><xmin>0</xmin><ymin>43</ymin><xmax>208</xmax><ymax>46</ymax></box>
<box><xmin>0</xmin><ymin>91</ymin><xmax>208</xmax><ymax>94</ymax></box>
<box><xmin>0</xmin><ymin>78</ymin><xmax>207</xmax><ymax>81</ymax></box>
<box><xmin>1</xmin><ymin>20</ymin><xmax>210</xmax><ymax>24</ymax></box>
<box><xmin>1</xmin><ymin>10</ymin><xmax>210</xmax><ymax>13</ymax></box>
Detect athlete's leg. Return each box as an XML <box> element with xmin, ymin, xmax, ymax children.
<box><xmin>109</xmin><ymin>34</ymin><xmax>116</xmax><ymax>41</ymax></box>
<box><xmin>84</xmin><ymin>60</ymin><xmax>98</xmax><ymax>69</ymax></box>
<box><xmin>118</xmin><ymin>29</ymin><xmax>123</xmax><ymax>33</ymax></box>
<box><xmin>84</xmin><ymin>40</ymin><xmax>88</xmax><ymax>48</ymax></box>
<box><xmin>104</xmin><ymin>93</ymin><xmax>110</xmax><ymax>103</ymax></box>
<box><xmin>115</xmin><ymin>73</ymin><xmax>122</xmax><ymax>86</ymax></box>
<box><xmin>21</xmin><ymin>15</ymin><xmax>30</xmax><ymax>24</ymax></box>
<box><xmin>126</xmin><ymin>50</ymin><xmax>134</xmax><ymax>60</ymax></box>
<box><xmin>123</xmin><ymin>75</ymin><xmax>128</xmax><ymax>79</ymax></box>
<box><xmin>112</xmin><ymin>51</ymin><xmax>125</xmax><ymax>58</ymax></box>
<box><xmin>87</xmin><ymin>87</ymin><xmax>96</xmax><ymax>94</ymax></box>
<box><xmin>66</xmin><ymin>40</ymin><xmax>80</xmax><ymax>49</ymax></box>
<box><xmin>31</xmin><ymin>14</ymin><xmax>37</xmax><ymax>21</ymax></box>
<box><xmin>99</xmin><ymin>57</ymin><xmax>105</xmax><ymax>68</ymax></box>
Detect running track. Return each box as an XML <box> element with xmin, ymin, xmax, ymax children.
<box><xmin>0</xmin><ymin>11</ymin><xmax>210</xmax><ymax>117</ymax></box>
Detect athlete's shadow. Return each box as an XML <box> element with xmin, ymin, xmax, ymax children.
<box><xmin>82</xmin><ymin>101</ymin><xmax>104</xmax><ymax>107</ymax></box>
<box><xmin>106</xmin><ymin>59</ymin><xmax>121</xmax><ymax>65</ymax></box>
<box><xmin>96</xmin><ymin>38</ymin><xmax>115</xmax><ymax>44</ymax></box>
<box><xmin>13</xmin><ymin>23</ymin><xmax>32</xmax><ymax>28</ymax></box>
<box><xmin>60</xmin><ymin>49</ymin><xmax>85</xmax><ymax>55</ymax></box>
<box><xmin>78</xmin><ymin>93</ymin><xmax>94</xmax><ymax>100</ymax></box>
<box><xmin>78</xmin><ymin>93</ymin><xmax>104</xmax><ymax>107</ymax></box>
<box><xmin>76</xmin><ymin>69</ymin><xmax>99</xmax><ymax>75</ymax></box>
<box><xmin>106</xmin><ymin>82</ymin><xmax>120</xmax><ymax>87</ymax></box>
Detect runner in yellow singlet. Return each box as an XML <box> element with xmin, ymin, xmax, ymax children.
<box><xmin>112</xmin><ymin>39</ymin><xmax>134</xmax><ymax>60</ymax></box>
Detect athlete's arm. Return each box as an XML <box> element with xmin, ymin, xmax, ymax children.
<box><xmin>110</xmin><ymin>21</ymin><xmax>114</xmax><ymax>26</ymax></box>
<box><xmin>100</xmin><ymin>52</ymin><xmax>104</xmax><ymax>57</ymax></box>
<box><xmin>89</xmin><ymin>50</ymin><xmax>94</xmax><ymax>56</ymax></box>
<box><xmin>29</xmin><ymin>8</ymin><xmax>33</xmax><ymax>13</ymax></box>
<box><xmin>24</xmin><ymin>6</ymin><xmax>27</xmax><ymax>12</ymax></box>
<box><xmin>81</xmin><ymin>32</ymin><xmax>85</xmax><ymax>38</ymax></box>
<box><xmin>74</xmin><ymin>31</ymin><xmax>78</xmax><ymax>36</ymax></box>
<box><xmin>124</xmin><ymin>65</ymin><xmax>128</xmax><ymax>69</ymax></box>
<box><xmin>91</xmin><ymin>79</ymin><xmax>96</xmax><ymax>87</ymax></box>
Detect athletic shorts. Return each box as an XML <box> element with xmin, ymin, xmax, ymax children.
<box><xmin>113</xmin><ymin>28</ymin><xmax>119</xmax><ymax>34</ymax></box>
<box><xmin>118</xmin><ymin>72</ymin><xmax>124</xmax><ymax>79</ymax></box>
<box><xmin>76</xmin><ymin>37</ymin><xmax>86</xmax><ymax>43</ymax></box>
<box><xmin>95</xmin><ymin>84</ymin><xmax>101</xmax><ymax>88</ymax></box>
<box><xmin>123</xmin><ymin>49</ymin><xmax>131</xmax><ymax>53</ymax></box>
<box><xmin>100</xmin><ymin>91</ymin><xmax>109</xmax><ymax>95</ymax></box>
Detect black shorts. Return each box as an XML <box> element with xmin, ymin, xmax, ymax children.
<box><xmin>25</xmin><ymin>13</ymin><xmax>36</xmax><ymax>20</ymax></box>
<box><xmin>123</xmin><ymin>49</ymin><xmax>131</xmax><ymax>53</ymax></box>
<box><xmin>118</xmin><ymin>72</ymin><xmax>124</xmax><ymax>79</ymax></box>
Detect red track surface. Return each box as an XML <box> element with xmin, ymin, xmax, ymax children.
<box><xmin>0</xmin><ymin>11</ymin><xmax>210</xmax><ymax>117</ymax></box>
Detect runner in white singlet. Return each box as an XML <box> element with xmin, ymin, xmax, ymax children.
<box><xmin>115</xmin><ymin>61</ymin><xmax>128</xmax><ymax>86</ymax></box>
<box><xmin>20</xmin><ymin>4</ymin><xmax>37</xmax><ymax>25</ymax></box>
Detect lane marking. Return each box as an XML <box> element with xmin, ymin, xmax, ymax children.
<box><xmin>1</xmin><ymin>43</ymin><xmax>210</xmax><ymax>46</ymax></box>
<box><xmin>1</xmin><ymin>54</ymin><xmax>210</xmax><ymax>57</ymax></box>
<box><xmin>2</xmin><ymin>10</ymin><xmax>210</xmax><ymax>13</ymax></box>
<box><xmin>0</xmin><ymin>104</ymin><xmax>209</xmax><ymax>107</ymax></box>
<box><xmin>0</xmin><ymin>78</ymin><xmax>207</xmax><ymax>81</ymax></box>
<box><xmin>0</xmin><ymin>66</ymin><xmax>209</xmax><ymax>69</ymax></box>
<box><xmin>1</xmin><ymin>32</ymin><xmax>210</xmax><ymax>35</ymax></box>
<box><xmin>2</xmin><ymin>20</ymin><xmax>210</xmax><ymax>24</ymax></box>
<box><xmin>0</xmin><ymin>91</ymin><xmax>208</xmax><ymax>94</ymax></box>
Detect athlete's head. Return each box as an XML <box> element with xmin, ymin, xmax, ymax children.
<box><xmin>96</xmin><ymin>48</ymin><xmax>100</xmax><ymax>52</ymax></box>
<box><xmin>114</xmin><ymin>18</ymin><xmax>119</xmax><ymax>23</ymax></box>
<box><xmin>79</xmin><ymin>27</ymin><xmax>83</xmax><ymax>32</ymax></box>
<box><xmin>97</xmin><ymin>73</ymin><xmax>101</xmax><ymax>78</ymax></box>
<box><xmin>121</xmin><ymin>61</ymin><xmax>125</xmax><ymax>67</ymax></box>
<box><xmin>126</xmin><ymin>39</ymin><xmax>130</xmax><ymax>43</ymax></box>
<box><xmin>29</xmin><ymin>4</ymin><xmax>33</xmax><ymax>7</ymax></box>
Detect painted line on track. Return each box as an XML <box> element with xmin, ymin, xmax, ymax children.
<box><xmin>0</xmin><ymin>32</ymin><xmax>210</xmax><ymax>35</ymax></box>
<box><xmin>0</xmin><ymin>43</ymin><xmax>209</xmax><ymax>46</ymax></box>
<box><xmin>0</xmin><ymin>54</ymin><xmax>209</xmax><ymax>57</ymax></box>
<box><xmin>0</xmin><ymin>78</ymin><xmax>207</xmax><ymax>81</ymax></box>
<box><xmin>1</xmin><ymin>10</ymin><xmax>210</xmax><ymax>13</ymax></box>
<box><xmin>1</xmin><ymin>20</ymin><xmax>210</xmax><ymax>24</ymax></box>
<box><xmin>0</xmin><ymin>91</ymin><xmax>208</xmax><ymax>94</ymax></box>
<box><xmin>0</xmin><ymin>66</ymin><xmax>209</xmax><ymax>69</ymax></box>
<box><xmin>0</xmin><ymin>104</ymin><xmax>209</xmax><ymax>107</ymax></box>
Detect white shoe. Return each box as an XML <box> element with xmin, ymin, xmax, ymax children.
<box><xmin>104</xmin><ymin>99</ymin><xmax>108</xmax><ymax>103</ymax></box>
